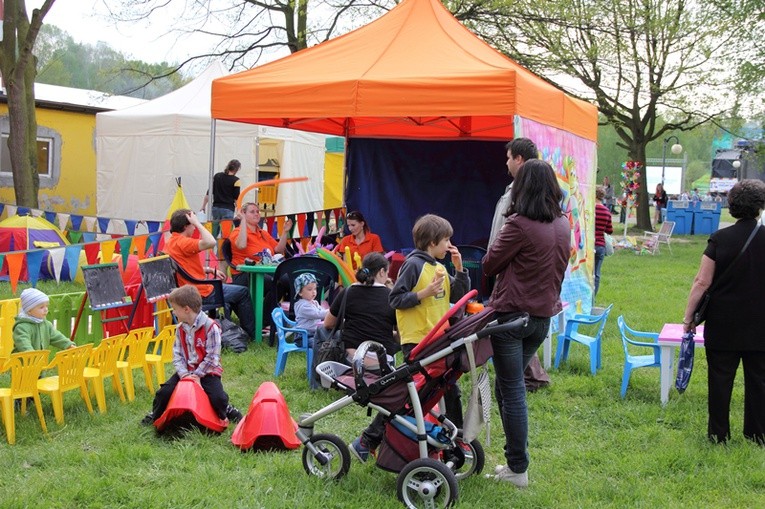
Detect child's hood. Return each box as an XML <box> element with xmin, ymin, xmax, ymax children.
<box><xmin>406</xmin><ymin>249</ymin><xmax>438</xmax><ymax>265</ymax></box>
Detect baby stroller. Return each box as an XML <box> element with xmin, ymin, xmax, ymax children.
<box><xmin>296</xmin><ymin>290</ymin><xmax>528</xmax><ymax>508</ymax></box>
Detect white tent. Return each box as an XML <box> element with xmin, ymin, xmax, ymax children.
<box><xmin>96</xmin><ymin>61</ymin><xmax>328</xmax><ymax>223</ymax></box>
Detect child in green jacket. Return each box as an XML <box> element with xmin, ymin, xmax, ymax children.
<box><xmin>12</xmin><ymin>288</ymin><xmax>76</xmax><ymax>353</ymax></box>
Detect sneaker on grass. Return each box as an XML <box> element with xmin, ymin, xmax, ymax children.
<box><xmin>350</xmin><ymin>436</ymin><xmax>370</xmax><ymax>462</ymax></box>
<box><xmin>226</xmin><ymin>404</ymin><xmax>243</xmax><ymax>423</ymax></box>
<box><xmin>489</xmin><ymin>465</ymin><xmax>528</xmax><ymax>488</ymax></box>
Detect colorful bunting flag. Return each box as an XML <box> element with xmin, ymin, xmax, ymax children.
<box><xmin>83</xmin><ymin>216</ymin><xmax>96</xmax><ymax>232</ymax></box>
<box><xmin>133</xmin><ymin>236</ymin><xmax>148</xmax><ymax>260</ymax></box>
<box><xmin>57</xmin><ymin>213</ymin><xmax>70</xmax><ymax>231</ymax></box>
<box><xmin>98</xmin><ymin>217</ymin><xmax>111</xmax><ymax>233</ymax></box>
<box><xmin>101</xmin><ymin>240</ymin><xmax>116</xmax><ymax>263</ymax></box>
<box><xmin>70</xmin><ymin>214</ymin><xmax>83</xmax><ymax>230</ymax></box>
<box><xmin>49</xmin><ymin>247</ymin><xmax>66</xmax><ymax>283</ymax></box>
<box><xmin>117</xmin><ymin>238</ymin><xmax>133</xmax><ymax>269</ymax></box>
<box><xmin>44</xmin><ymin>210</ymin><xmax>56</xmax><ymax>223</ymax></box>
<box><xmin>25</xmin><ymin>250</ymin><xmax>44</xmax><ymax>287</ymax></box>
<box><xmin>84</xmin><ymin>243</ymin><xmax>100</xmax><ymax>264</ymax></box>
<box><xmin>64</xmin><ymin>245</ymin><xmax>82</xmax><ymax>282</ymax></box>
<box><xmin>146</xmin><ymin>221</ymin><xmax>161</xmax><ymax>233</ymax></box>
<box><xmin>7</xmin><ymin>205</ymin><xmax>17</xmax><ymax>217</ymax></box>
<box><xmin>6</xmin><ymin>252</ymin><xmax>24</xmax><ymax>293</ymax></box>
<box><xmin>124</xmin><ymin>220</ymin><xmax>137</xmax><ymax>236</ymax></box>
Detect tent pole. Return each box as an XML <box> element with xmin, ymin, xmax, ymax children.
<box><xmin>207</xmin><ymin>119</ymin><xmax>217</xmax><ymax>219</ymax></box>
<box><xmin>205</xmin><ymin>119</ymin><xmax>217</xmax><ymax>267</ymax></box>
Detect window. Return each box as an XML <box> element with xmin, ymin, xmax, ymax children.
<box><xmin>0</xmin><ymin>135</ymin><xmax>53</xmax><ymax>176</ymax></box>
<box><xmin>0</xmin><ymin>120</ymin><xmax>61</xmax><ymax>188</ymax></box>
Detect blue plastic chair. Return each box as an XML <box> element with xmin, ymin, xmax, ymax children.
<box><xmin>617</xmin><ymin>315</ymin><xmax>661</xmax><ymax>398</ymax></box>
<box><xmin>555</xmin><ymin>304</ymin><xmax>613</xmax><ymax>375</ymax></box>
<box><xmin>271</xmin><ymin>307</ymin><xmax>312</xmax><ymax>381</ymax></box>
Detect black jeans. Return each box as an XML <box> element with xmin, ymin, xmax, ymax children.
<box><xmin>152</xmin><ymin>373</ymin><xmax>230</xmax><ymax>420</ymax></box>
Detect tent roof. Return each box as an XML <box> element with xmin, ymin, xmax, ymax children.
<box><xmin>211</xmin><ymin>0</ymin><xmax>597</xmax><ymax>141</ymax></box>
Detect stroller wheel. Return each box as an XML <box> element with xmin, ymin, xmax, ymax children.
<box><xmin>301</xmin><ymin>433</ymin><xmax>351</xmax><ymax>480</ymax></box>
<box><xmin>442</xmin><ymin>435</ymin><xmax>485</xmax><ymax>480</ymax></box>
<box><xmin>397</xmin><ymin>458</ymin><xmax>458</xmax><ymax>509</ymax></box>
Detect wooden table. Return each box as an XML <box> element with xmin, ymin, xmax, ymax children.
<box><xmin>235</xmin><ymin>264</ymin><xmax>278</xmax><ymax>343</ymax></box>
<box><xmin>658</xmin><ymin>323</ymin><xmax>705</xmax><ymax>405</ymax></box>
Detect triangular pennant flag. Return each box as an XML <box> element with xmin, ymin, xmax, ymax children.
<box><xmin>82</xmin><ymin>232</ymin><xmax>96</xmax><ymax>243</ymax></box>
<box><xmin>296</xmin><ymin>214</ymin><xmax>307</xmax><ymax>239</ymax></box>
<box><xmin>276</xmin><ymin>216</ymin><xmax>285</xmax><ymax>238</ymax></box>
<box><xmin>64</xmin><ymin>245</ymin><xmax>83</xmax><ymax>282</ymax></box>
<box><xmin>0</xmin><ymin>254</ymin><xmax>4</xmax><ymax>273</ymax></box>
<box><xmin>203</xmin><ymin>221</ymin><xmax>213</xmax><ymax>235</ymax></box>
<box><xmin>146</xmin><ymin>221</ymin><xmax>161</xmax><ymax>233</ymax></box>
<box><xmin>311</xmin><ymin>218</ymin><xmax>319</xmax><ymax>237</ymax></box>
<box><xmin>97</xmin><ymin>217</ymin><xmax>111</xmax><ymax>233</ymax></box>
<box><xmin>315</xmin><ymin>210</ymin><xmax>324</xmax><ymax>229</ymax></box>
<box><xmin>266</xmin><ymin>216</ymin><xmax>275</xmax><ymax>235</ymax></box>
<box><xmin>220</xmin><ymin>220</ymin><xmax>234</xmax><ymax>238</ymax></box>
<box><xmin>57</xmin><ymin>212</ymin><xmax>71</xmax><ymax>231</ymax></box>
<box><xmin>25</xmin><ymin>250</ymin><xmax>45</xmax><ymax>287</ymax></box>
<box><xmin>7</xmin><ymin>205</ymin><xmax>17</xmax><ymax>217</ymax></box>
<box><xmin>124</xmin><ymin>220</ymin><xmax>138</xmax><ymax>236</ymax></box>
<box><xmin>306</xmin><ymin>213</ymin><xmax>315</xmax><ymax>237</ymax></box>
<box><xmin>148</xmin><ymin>232</ymin><xmax>162</xmax><ymax>256</ymax></box>
<box><xmin>100</xmin><ymin>240</ymin><xmax>116</xmax><ymax>264</ymax></box>
<box><xmin>300</xmin><ymin>237</ymin><xmax>310</xmax><ymax>252</ymax></box>
<box><xmin>83</xmin><ymin>216</ymin><xmax>96</xmax><ymax>232</ymax></box>
<box><xmin>68</xmin><ymin>231</ymin><xmax>82</xmax><ymax>244</ymax></box>
<box><xmin>70</xmin><ymin>214</ymin><xmax>84</xmax><ymax>230</ymax></box>
<box><xmin>83</xmin><ymin>243</ymin><xmax>101</xmax><ymax>264</ymax></box>
<box><xmin>44</xmin><ymin>210</ymin><xmax>56</xmax><ymax>223</ymax></box>
<box><xmin>6</xmin><ymin>252</ymin><xmax>25</xmax><ymax>294</ymax></box>
<box><xmin>30</xmin><ymin>208</ymin><xmax>43</xmax><ymax>217</ymax></box>
<box><xmin>117</xmin><ymin>237</ymin><xmax>133</xmax><ymax>269</ymax></box>
<box><xmin>17</xmin><ymin>206</ymin><xmax>30</xmax><ymax>216</ymax></box>
<box><xmin>49</xmin><ymin>247</ymin><xmax>66</xmax><ymax>283</ymax></box>
<box><xmin>0</xmin><ymin>203</ymin><xmax>4</xmax><ymax>217</ymax></box>
<box><xmin>134</xmin><ymin>236</ymin><xmax>148</xmax><ymax>260</ymax></box>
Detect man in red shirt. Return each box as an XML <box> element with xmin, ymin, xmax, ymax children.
<box><xmin>165</xmin><ymin>209</ymin><xmax>256</xmax><ymax>340</ymax></box>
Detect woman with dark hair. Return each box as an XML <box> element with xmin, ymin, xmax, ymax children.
<box><xmin>653</xmin><ymin>183</ymin><xmax>668</xmax><ymax>225</ymax></box>
<box><xmin>334</xmin><ymin>211</ymin><xmax>385</xmax><ymax>264</ymax></box>
<box><xmin>201</xmin><ymin>159</ymin><xmax>242</xmax><ymax>237</ymax></box>
<box><xmin>683</xmin><ymin>179</ymin><xmax>765</xmax><ymax>445</ymax></box>
<box><xmin>483</xmin><ymin>159</ymin><xmax>571</xmax><ymax>487</ymax></box>
<box><xmin>323</xmin><ymin>252</ymin><xmax>398</xmax><ymax>359</ymax></box>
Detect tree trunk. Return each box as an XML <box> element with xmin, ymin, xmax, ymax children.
<box><xmin>627</xmin><ymin>143</ymin><xmax>652</xmax><ymax>231</ymax></box>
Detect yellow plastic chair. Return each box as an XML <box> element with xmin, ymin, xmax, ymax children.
<box><xmin>145</xmin><ymin>324</ymin><xmax>178</xmax><ymax>387</ymax></box>
<box><xmin>0</xmin><ymin>350</ymin><xmax>50</xmax><ymax>444</ymax></box>
<box><xmin>37</xmin><ymin>344</ymin><xmax>94</xmax><ymax>425</ymax></box>
<box><xmin>83</xmin><ymin>334</ymin><xmax>127</xmax><ymax>413</ymax></box>
<box><xmin>116</xmin><ymin>327</ymin><xmax>156</xmax><ymax>401</ymax></box>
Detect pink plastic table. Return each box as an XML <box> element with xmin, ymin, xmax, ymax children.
<box><xmin>658</xmin><ymin>323</ymin><xmax>705</xmax><ymax>405</ymax></box>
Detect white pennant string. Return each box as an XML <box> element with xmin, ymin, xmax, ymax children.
<box><xmin>48</xmin><ymin>247</ymin><xmax>66</xmax><ymax>283</ymax></box>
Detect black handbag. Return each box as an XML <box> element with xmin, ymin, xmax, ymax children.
<box><xmin>693</xmin><ymin>224</ymin><xmax>761</xmax><ymax>325</ymax></box>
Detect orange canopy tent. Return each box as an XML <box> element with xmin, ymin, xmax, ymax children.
<box><xmin>211</xmin><ymin>0</ymin><xmax>597</xmax><ymax>142</ymax></box>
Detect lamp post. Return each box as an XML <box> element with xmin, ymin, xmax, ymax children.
<box><xmin>732</xmin><ymin>159</ymin><xmax>741</xmax><ymax>178</ymax></box>
<box><xmin>661</xmin><ymin>135</ymin><xmax>683</xmax><ymax>186</ymax></box>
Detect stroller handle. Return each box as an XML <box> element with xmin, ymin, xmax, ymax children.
<box><xmin>351</xmin><ymin>340</ymin><xmax>394</xmax><ymax>385</ymax></box>
<box><xmin>475</xmin><ymin>313</ymin><xmax>529</xmax><ymax>340</ymax></box>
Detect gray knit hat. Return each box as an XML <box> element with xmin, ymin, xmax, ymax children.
<box><xmin>20</xmin><ymin>288</ymin><xmax>49</xmax><ymax>313</ymax></box>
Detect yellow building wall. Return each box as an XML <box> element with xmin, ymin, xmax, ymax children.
<box><xmin>0</xmin><ymin>105</ymin><xmax>97</xmax><ymax>215</ymax></box>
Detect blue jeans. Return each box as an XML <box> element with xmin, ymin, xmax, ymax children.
<box><xmin>491</xmin><ymin>315</ymin><xmax>550</xmax><ymax>473</ymax></box>
<box><xmin>593</xmin><ymin>245</ymin><xmax>605</xmax><ymax>302</ymax></box>
<box><xmin>211</xmin><ymin>207</ymin><xmax>234</xmax><ymax>238</ymax></box>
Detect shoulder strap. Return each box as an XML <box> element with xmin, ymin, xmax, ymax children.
<box><xmin>709</xmin><ymin>224</ymin><xmax>761</xmax><ymax>293</ymax></box>
<box><xmin>330</xmin><ymin>286</ymin><xmax>351</xmax><ymax>336</ymax></box>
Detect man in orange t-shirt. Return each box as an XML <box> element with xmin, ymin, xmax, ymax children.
<box><xmin>164</xmin><ymin>209</ymin><xmax>256</xmax><ymax>340</ymax></box>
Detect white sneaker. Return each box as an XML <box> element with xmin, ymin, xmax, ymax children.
<box><xmin>490</xmin><ymin>465</ymin><xmax>528</xmax><ymax>488</ymax></box>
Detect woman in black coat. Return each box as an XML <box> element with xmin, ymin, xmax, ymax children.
<box><xmin>683</xmin><ymin>179</ymin><xmax>765</xmax><ymax>445</ymax></box>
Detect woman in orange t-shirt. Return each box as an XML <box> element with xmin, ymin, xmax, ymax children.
<box><xmin>334</xmin><ymin>211</ymin><xmax>384</xmax><ymax>267</ymax></box>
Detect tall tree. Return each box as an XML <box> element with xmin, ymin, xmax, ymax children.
<box><xmin>465</xmin><ymin>0</ymin><xmax>751</xmax><ymax>229</ymax></box>
<box><xmin>0</xmin><ymin>0</ymin><xmax>55</xmax><ymax>208</ymax></box>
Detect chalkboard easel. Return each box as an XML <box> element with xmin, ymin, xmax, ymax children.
<box><xmin>71</xmin><ymin>263</ymin><xmax>133</xmax><ymax>339</ymax></box>
<box><xmin>128</xmin><ymin>255</ymin><xmax>178</xmax><ymax>328</ymax></box>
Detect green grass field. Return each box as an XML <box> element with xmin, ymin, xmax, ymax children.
<box><xmin>1</xmin><ymin>233</ymin><xmax>764</xmax><ymax>508</ymax></box>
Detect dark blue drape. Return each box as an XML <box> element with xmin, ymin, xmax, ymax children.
<box><xmin>345</xmin><ymin>138</ymin><xmax>509</xmax><ymax>251</ymax></box>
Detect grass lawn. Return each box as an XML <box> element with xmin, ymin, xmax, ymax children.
<box><xmin>1</xmin><ymin>233</ymin><xmax>764</xmax><ymax>508</ymax></box>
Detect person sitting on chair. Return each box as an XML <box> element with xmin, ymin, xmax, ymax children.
<box><xmin>164</xmin><ymin>209</ymin><xmax>256</xmax><ymax>341</ymax></box>
<box><xmin>293</xmin><ymin>273</ymin><xmax>329</xmax><ymax>345</ymax></box>
<box><xmin>142</xmin><ymin>285</ymin><xmax>242</xmax><ymax>425</ymax></box>
<box><xmin>228</xmin><ymin>202</ymin><xmax>292</xmax><ymax>332</ymax></box>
